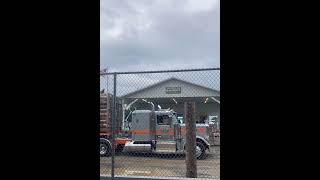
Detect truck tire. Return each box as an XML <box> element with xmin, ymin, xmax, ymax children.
<box><xmin>100</xmin><ymin>142</ymin><xmax>111</xmax><ymax>157</ymax></box>
<box><xmin>196</xmin><ymin>142</ymin><xmax>206</xmax><ymax>160</ymax></box>
<box><xmin>115</xmin><ymin>144</ymin><xmax>124</xmax><ymax>154</ymax></box>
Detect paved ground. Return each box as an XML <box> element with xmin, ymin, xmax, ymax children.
<box><xmin>100</xmin><ymin>146</ymin><xmax>220</xmax><ymax>179</ymax></box>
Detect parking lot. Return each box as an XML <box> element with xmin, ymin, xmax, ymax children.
<box><xmin>100</xmin><ymin>146</ymin><xmax>220</xmax><ymax>178</ymax></box>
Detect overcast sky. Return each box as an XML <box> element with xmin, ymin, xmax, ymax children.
<box><xmin>100</xmin><ymin>0</ymin><xmax>220</xmax><ymax>72</ymax></box>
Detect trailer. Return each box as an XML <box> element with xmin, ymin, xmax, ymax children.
<box><xmin>100</xmin><ymin>92</ymin><xmax>129</xmax><ymax>156</ymax></box>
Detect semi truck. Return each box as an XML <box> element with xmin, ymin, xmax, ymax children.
<box><xmin>100</xmin><ymin>98</ymin><xmax>211</xmax><ymax>159</ymax></box>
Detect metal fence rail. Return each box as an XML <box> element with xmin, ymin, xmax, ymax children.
<box><xmin>100</xmin><ymin>68</ymin><xmax>220</xmax><ymax>179</ymax></box>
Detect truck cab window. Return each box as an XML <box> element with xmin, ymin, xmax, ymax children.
<box><xmin>157</xmin><ymin>115</ymin><xmax>170</xmax><ymax>125</ymax></box>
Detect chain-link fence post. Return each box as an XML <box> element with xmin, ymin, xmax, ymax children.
<box><xmin>111</xmin><ymin>73</ymin><xmax>117</xmax><ymax>179</ymax></box>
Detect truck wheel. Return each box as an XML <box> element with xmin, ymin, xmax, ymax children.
<box><xmin>196</xmin><ymin>142</ymin><xmax>206</xmax><ymax>160</ymax></box>
<box><xmin>115</xmin><ymin>144</ymin><xmax>124</xmax><ymax>154</ymax></box>
<box><xmin>100</xmin><ymin>143</ymin><xmax>111</xmax><ymax>157</ymax></box>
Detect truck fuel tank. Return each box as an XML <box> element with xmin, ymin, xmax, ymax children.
<box><xmin>123</xmin><ymin>141</ymin><xmax>152</xmax><ymax>152</ymax></box>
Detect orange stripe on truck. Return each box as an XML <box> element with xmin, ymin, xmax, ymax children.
<box><xmin>131</xmin><ymin>129</ymin><xmax>175</xmax><ymax>135</ymax></box>
<box><xmin>131</xmin><ymin>129</ymin><xmax>150</xmax><ymax>135</ymax></box>
<box><xmin>130</xmin><ymin>128</ymin><xmax>206</xmax><ymax>136</ymax></box>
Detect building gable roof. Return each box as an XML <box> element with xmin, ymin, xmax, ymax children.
<box><xmin>121</xmin><ymin>77</ymin><xmax>219</xmax><ymax>98</ymax></box>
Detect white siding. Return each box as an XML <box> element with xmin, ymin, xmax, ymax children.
<box><xmin>123</xmin><ymin>79</ymin><xmax>219</xmax><ymax>98</ymax></box>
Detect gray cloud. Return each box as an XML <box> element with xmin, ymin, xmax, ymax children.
<box><xmin>100</xmin><ymin>0</ymin><xmax>220</xmax><ymax>72</ymax></box>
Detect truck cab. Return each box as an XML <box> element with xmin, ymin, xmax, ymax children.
<box><xmin>123</xmin><ymin>109</ymin><xmax>210</xmax><ymax>159</ymax></box>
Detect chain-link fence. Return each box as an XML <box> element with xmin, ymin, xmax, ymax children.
<box><xmin>100</xmin><ymin>68</ymin><xmax>220</xmax><ymax>179</ymax></box>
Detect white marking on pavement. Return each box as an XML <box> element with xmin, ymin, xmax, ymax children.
<box><xmin>124</xmin><ymin>170</ymin><xmax>151</xmax><ymax>175</ymax></box>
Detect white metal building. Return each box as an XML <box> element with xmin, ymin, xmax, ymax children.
<box><xmin>121</xmin><ymin>77</ymin><xmax>220</xmax><ymax>124</ymax></box>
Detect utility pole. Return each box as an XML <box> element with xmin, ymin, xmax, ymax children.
<box><xmin>185</xmin><ymin>102</ymin><xmax>197</xmax><ymax>178</ymax></box>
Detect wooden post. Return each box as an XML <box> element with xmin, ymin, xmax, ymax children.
<box><xmin>185</xmin><ymin>102</ymin><xmax>197</xmax><ymax>178</ymax></box>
